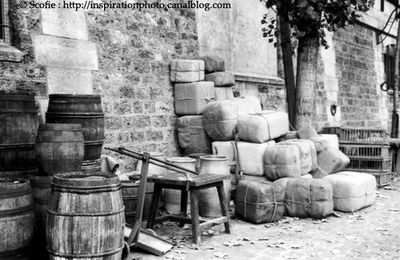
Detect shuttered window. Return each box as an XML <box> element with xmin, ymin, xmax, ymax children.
<box><xmin>0</xmin><ymin>0</ymin><xmax>11</xmax><ymax>45</ymax></box>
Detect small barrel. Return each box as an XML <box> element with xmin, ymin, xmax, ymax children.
<box><xmin>35</xmin><ymin>124</ymin><xmax>84</xmax><ymax>176</ymax></box>
<box><xmin>0</xmin><ymin>177</ymin><xmax>35</xmax><ymax>260</ymax></box>
<box><xmin>0</xmin><ymin>94</ymin><xmax>38</xmax><ymax>176</ymax></box>
<box><xmin>163</xmin><ymin>157</ymin><xmax>196</xmax><ymax>214</ymax></box>
<box><xmin>121</xmin><ymin>176</ymin><xmax>153</xmax><ymax>224</ymax></box>
<box><xmin>29</xmin><ymin>174</ymin><xmax>52</xmax><ymax>259</ymax></box>
<box><xmin>47</xmin><ymin>172</ymin><xmax>125</xmax><ymax>260</ymax></box>
<box><xmin>198</xmin><ymin>155</ymin><xmax>231</xmax><ymax>217</ymax></box>
<box><xmin>46</xmin><ymin>94</ymin><xmax>105</xmax><ymax>161</ymax></box>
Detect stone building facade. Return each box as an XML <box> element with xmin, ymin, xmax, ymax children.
<box><xmin>0</xmin><ymin>0</ymin><xmax>397</xmax><ymax>171</ymax></box>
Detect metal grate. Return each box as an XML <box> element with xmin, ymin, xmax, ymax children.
<box><xmin>339</xmin><ymin>144</ymin><xmax>390</xmax><ymax>158</ymax></box>
<box><xmin>321</xmin><ymin>127</ymin><xmax>389</xmax><ymax>144</ymax></box>
<box><xmin>0</xmin><ymin>0</ymin><xmax>11</xmax><ymax>45</ymax></box>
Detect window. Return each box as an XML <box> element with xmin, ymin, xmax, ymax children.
<box><xmin>383</xmin><ymin>44</ymin><xmax>396</xmax><ymax>92</ymax></box>
<box><xmin>0</xmin><ymin>0</ymin><xmax>11</xmax><ymax>45</ymax></box>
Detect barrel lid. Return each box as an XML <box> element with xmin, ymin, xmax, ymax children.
<box><xmin>52</xmin><ymin>172</ymin><xmax>120</xmax><ymax>191</ymax></box>
<box><xmin>166</xmin><ymin>157</ymin><xmax>196</xmax><ymax>163</ymax></box>
<box><xmin>38</xmin><ymin>123</ymin><xmax>82</xmax><ymax>132</ymax></box>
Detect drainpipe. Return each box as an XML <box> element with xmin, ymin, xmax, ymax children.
<box><xmin>391</xmin><ymin>11</ymin><xmax>400</xmax><ymax>138</ymax></box>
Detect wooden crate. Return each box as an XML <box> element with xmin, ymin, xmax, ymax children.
<box><xmin>339</xmin><ymin>144</ymin><xmax>390</xmax><ymax>159</ymax></box>
<box><xmin>321</xmin><ymin>127</ymin><xmax>388</xmax><ymax>144</ymax></box>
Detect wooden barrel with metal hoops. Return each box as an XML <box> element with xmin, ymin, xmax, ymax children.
<box><xmin>29</xmin><ymin>174</ymin><xmax>53</xmax><ymax>259</ymax></box>
<box><xmin>121</xmin><ymin>177</ymin><xmax>153</xmax><ymax>224</ymax></box>
<box><xmin>46</xmin><ymin>172</ymin><xmax>125</xmax><ymax>260</ymax></box>
<box><xmin>0</xmin><ymin>178</ymin><xmax>35</xmax><ymax>260</ymax></box>
<box><xmin>45</xmin><ymin>94</ymin><xmax>105</xmax><ymax>161</ymax></box>
<box><xmin>35</xmin><ymin>124</ymin><xmax>85</xmax><ymax>175</ymax></box>
<box><xmin>0</xmin><ymin>94</ymin><xmax>38</xmax><ymax>177</ymax></box>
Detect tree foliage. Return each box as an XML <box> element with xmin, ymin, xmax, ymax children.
<box><xmin>261</xmin><ymin>0</ymin><xmax>374</xmax><ymax>48</ymax></box>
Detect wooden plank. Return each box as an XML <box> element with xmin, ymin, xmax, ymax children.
<box><xmin>199</xmin><ymin>217</ymin><xmax>228</xmax><ymax>230</ymax></box>
<box><xmin>216</xmin><ymin>183</ymin><xmax>231</xmax><ymax>234</ymax></box>
<box><xmin>146</xmin><ymin>183</ymin><xmax>162</xmax><ymax>229</ymax></box>
<box><xmin>147</xmin><ymin>173</ymin><xmax>228</xmax><ymax>187</ymax></box>
<box><xmin>190</xmin><ymin>190</ymin><xmax>201</xmax><ymax>244</ymax></box>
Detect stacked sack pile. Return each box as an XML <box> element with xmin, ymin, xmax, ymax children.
<box><xmin>235</xmin><ymin>124</ymin><xmax>378</xmax><ymax>224</ymax></box>
<box><xmin>172</xmin><ymin>56</ymin><xmax>236</xmax><ymax>156</ymax></box>
<box><xmin>171</xmin><ymin>57</ymin><xmax>377</xmax><ymax>225</ymax></box>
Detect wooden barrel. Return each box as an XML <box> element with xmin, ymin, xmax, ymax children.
<box><xmin>0</xmin><ymin>94</ymin><xmax>38</xmax><ymax>175</ymax></box>
<box><xmin>35</xmin><ymin>124</ymin><xmax>84</xmax><ymax>176</ymax></box>
<box><xmin>29</xmin><ymin>174</ymin><xmax>52</xmax><ymax>259</ymax></box>
<box><xmin>45</xmin><ymin>94</ymin><xmax>105</xmax><ymax>161</ymax></box>
<box><xmin>47</xmin><ymin>172</ymin><xmax>125</xmax><ymax>260</ymax></box>
<box><xmin>121</xmin><ymin>177</ymin><xmax>153</xmax><ymax>224</ymax></box>
<box><xmin>0</xmin><ymin>177</ymin><xmax>35</xmax><ymax>260</ymax></box>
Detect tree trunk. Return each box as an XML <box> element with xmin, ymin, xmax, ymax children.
<box><xmin>279</xmin><ymin>12</ymin><xmax>296</xmax><ymax>127</ymax></box>
<box><xmin>294</xmin><ymin>35</ymin><xmax>319</xmax><ymax>130</ymax></box>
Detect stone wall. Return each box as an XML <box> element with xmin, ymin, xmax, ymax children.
<box><xmin>0</xmin><ymin>2</ymin><xmax>46</xmax><ymax>120</ymax></box>
<box><xmin>87</xmin><ymin>8</ymin><xmax>199</xmax><ymax>171</ymax></box>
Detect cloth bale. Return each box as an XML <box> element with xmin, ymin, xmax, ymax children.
<box><xmin>212</xmin><ymin>141</ymin><xmax>275</xmax><ymax>176</ymax></box>
<box><xmin>198</xmin><ymin>56</ymin><xmax>225</xmax><ymax>73</ymax></box>
<box><xmin>324</xmin><ymin>171</ymin><xmax>376</xmax><ymax>212</ymax></box>
<box><xmin>235</xmin><ymin>179</ymin><xmax>286</xmax><ymax>224</ymax></box>
<box><xmin>203</xmin><ymin>97</ymin><xmax>261</xmax><ymax>141</ymax></box>
<box><xmin>264</xmin><ymin>143</ymin><xmax>303</xmax><ymax>181</ymax></box>
<box><xmin>238</xmin><ymin>111</ymin><xmax>289</xmax><ymax>143</ymax></box>
<box><xmin>174</xmin><ymin>81</ymin><xmax>215</xmax><ymax>115</ymax></box>
<box><xmin>177</xmin><ymin>116</ymin><xmax>211</xmax><ymax>155</ymax></box>
<box><xmin>205</xmin><ymin>71</ymin><xmax>235</xmax><ymax>87</ymax></box>
<box><xmin>284</xmin><ymin>178</ymin><xmax>334</xmax><ymax>219</ymax></box>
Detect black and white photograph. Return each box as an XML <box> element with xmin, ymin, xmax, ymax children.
<box><xmin>0</xmin><ymin>0</ymin><xmax>399</xmax><ymax>259</ymax></box>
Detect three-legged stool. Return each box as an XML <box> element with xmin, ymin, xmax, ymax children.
<box><xmin>146</xmin><ymin>172</ymin><xmax>231</xmax><ymax>244</ymax></box>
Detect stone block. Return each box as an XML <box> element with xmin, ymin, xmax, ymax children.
<box><xmin>47</xmin><ymin>67</ymin><xmax>93</xmax><ymax>94</ymax></box>
<box><xmin>33</xmin><ymin>34</ymin><xmax>98</xmax><ymax>70</ymax></box>
<box><xmin>41</xmin><ymin>8</ymin><xmax>88</xmax><ymax>40</ymax></box>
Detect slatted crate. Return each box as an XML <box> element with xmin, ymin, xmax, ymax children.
<box><xmin>339</xmin><ymin>144</ymin><xmax>390</xmax><ymax>158</ymax></box>
<box><xmin>321</xmin><ymin>127</ymin><xmax>389</xmax><ymax>144</ymax></box>
<box><xmin>372</xmin><ymin>171</ymin><xmax>395</xmax><ymax>187</ymax></box>
<box><xmin>345</xmin><ymin>157</ymin><xmax>392</xmax><ymax>172</ymax></box>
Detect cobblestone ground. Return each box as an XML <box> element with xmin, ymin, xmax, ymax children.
<box><xmin>131</xmin><ymin>179</ymin><xmax>400</xmax><ymax>260</ymax></box>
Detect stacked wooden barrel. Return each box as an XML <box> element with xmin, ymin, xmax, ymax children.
<box><xmin>47</xmin><ymin>172</ymin><xmax>125</xmax><ymax>260</ymax></box>
<box><xmin>0</xmin><ymin>177</ymin><xmax>35</xmax><ymax>259</ymax></box>
<box><xmin>0</xmin><ymin>94</ymin><xmax>39</xmax><ymax>178</ymax></box>
<box><xmin>45</xmin><ymin>94</ymin><xmax>105</xmax><ymax>171</ymax></box>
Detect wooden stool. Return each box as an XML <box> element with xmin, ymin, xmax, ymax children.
<box><xmin>146</xmin><ymin>173</ymin><xmax>231</xmax><ymax>244</ymax></box>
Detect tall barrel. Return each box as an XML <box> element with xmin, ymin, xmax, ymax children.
<box><xmin>0</xmin><ymin>178</ymin><xmax>35</xmax><ymax>260</ymax></box>
<box><xmin>198</xmin><ymin>155</ymin><xmax>231</xmax><ymax>217</ymax></box>
<box><xmin>0</xmin><ymin>94</ymin><xmax>38</xmax><ymax>177</ymax></box>
<box><xmin>35</xmin><ymin>124</ymin><xmax>84</xmax><ymax>175</ymax></box>
<box><xmin>45</xmin><ymin>94</ymin><xmax>105</xmax><ymax>161</ymax></box>
<box><xmin>47</xmin><ymin>172</ymin><xmax>125</xmax><ymax>260</ymax></box>
<box><xmin>164</xmin><ymin>157</ymin><xmax>196</xmax><ymax>214</ymax></box>
<box><xmin>29</xmin><ymin>174</ymin><xmax>52</xmax><ymax>259</ymax></box>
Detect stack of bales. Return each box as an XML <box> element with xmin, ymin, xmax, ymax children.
<box><xmin>236</xmin><ymin>124</ymin><xmax>378</xmax><ymax>224</ymax></box>
<box><xmin>171</xmin><ymin>59</ymin><xmax>214</xmax><ymax>156</ymax></box>
<box><xmin>170</xmin><ymin>57</ymin><xmax>378</xmax><ymax>225</ymax></box>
